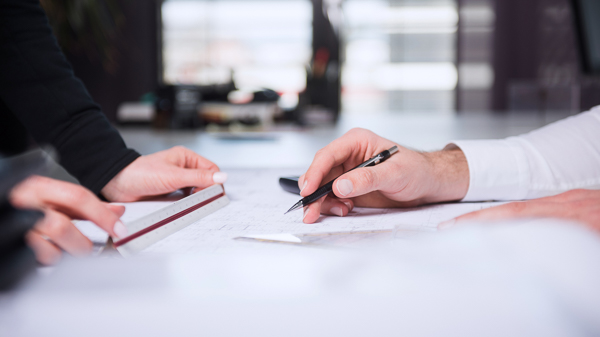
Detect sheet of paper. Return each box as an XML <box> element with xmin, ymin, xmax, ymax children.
<box><xmin>74</xmin><ymin>169</ymin><xmax>504</xmax><ymax>254</ymax></box>
<box><xmin>114</xmin><ymin>168</ymin><xmax>504</xmax><ymax>254</ymax></box>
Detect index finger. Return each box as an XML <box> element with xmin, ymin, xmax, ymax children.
<box><xmin>10</xmin><ymin>176</ymin><xmax>126</xmax><ymax>239</ymax></box>
<box><xmin>300</xmin><ymin>128</ymin><xmax>381</xmax><ymax>197</ymax></box>
<box><xmin>172</xmin><ymin>146</ymin><xmax>220</xmax><ymax>172</ymax></box>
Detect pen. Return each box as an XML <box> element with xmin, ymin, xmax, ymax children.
<box><xmin>285</xmin><ymin>146</ymin><xmax>399</xmax><ymax>214</ymax></box>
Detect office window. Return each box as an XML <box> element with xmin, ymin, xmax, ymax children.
<box><xmin>162</xmin><ymin>0</ymin><xmax>312</xmax><ymax>98</ymax></box>
<box><xmin>456</xmin><ymin>0</ymin><xmax>495</xmax><ymax>111</ymax></box>
<box><xmin>342</xmin><ymin>0</ymin><xmax>458</xmax><ymax>114</ymax></box>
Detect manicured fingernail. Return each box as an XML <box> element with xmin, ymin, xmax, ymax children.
<box><xmin>113</xmin><ymin>221</ymin><xmax>128</xmax><ymax>239</ymax></box>
<box><xmin>303</xmin><ymin>207</ymin><xmax>309</xmax><ymax>221</ymax></box>
<box><xmin>330</xmin><ymin>206</ymin><xmax>343</xmax><ymax>217</ymax></box>
<box><xmin>438</xmin><ymin>219</ymin><xmax>456</xmax><ymax>230</ymax></box>
<box><xmin>342</xmin><ymin>201</ymin><xmax>352</xmax><ymax>210</ymax></box>
<box><xmin>213</xmin><ymin>172</ymin><xmax>228</xmax><ymax>184</ymax></box>
<box><xmin>337</xmin><ymin>179</ymin><xmax>353</xmax><ymax>196</ymax></box>
<box><xmin>300</xmin><ymin>180</ymin><xmax>308</xmax><ymax>193</ymax></box>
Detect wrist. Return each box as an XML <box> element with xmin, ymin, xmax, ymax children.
<box><xmin>100</xmin><ymin>163</ymin><xmax>133</xmax><ymax>202</ymax></box>
<box><xmin>100</xmin><ymin>177</ymin><xmax>122</xmax><ymax>202</ymax></box>
<box><xmin>422</xmin><ymin>147</ymin><xmax>469</xmax><ymax>203</ymax></box>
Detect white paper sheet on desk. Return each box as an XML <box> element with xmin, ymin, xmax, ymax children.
<box><xmin>75</xmin><ymin>169</ymin><xmax>504</xmax><ymax>254</ymax></box>
<box><xmin>100</xmin><ymin>169</ymin><xmax>502</xmax><ymax>254</ymax></box>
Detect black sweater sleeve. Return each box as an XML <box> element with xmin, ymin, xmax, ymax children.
<box><xmin>0</xmin><ymin>0</ymin><xmax>140</xmax><ymax>195</ymax></box>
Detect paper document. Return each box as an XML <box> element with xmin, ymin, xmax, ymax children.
<box><xmin>108</xmin><ymin>169</ymin><xmax>502</xmax><ymax>254</ymax></box>
<box><xmin>236</xmin><ymin>224</ymin><xmax>438</xmax><ymax>248</ymax></box>
<box><xmin>75</xmin><ymin>169</ymin><xmax>503</xmax><ymax>254</ymax></box>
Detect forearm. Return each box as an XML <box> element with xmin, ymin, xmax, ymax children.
<box><xmin>451</xmin><ymin>107</ymin><xmax>600</xmax><ymax>201</ymax></box>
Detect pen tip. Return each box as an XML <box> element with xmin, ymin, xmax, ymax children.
<box><xmin>284</xmin><ymin>201</ymin><xmax>303</xmax><ymax>214</ymax></box>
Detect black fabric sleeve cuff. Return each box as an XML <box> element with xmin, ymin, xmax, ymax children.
<box><xmin>85</xmin><ymin>149</ymin><xmax>141</xmax><ymax>196</ymax></box>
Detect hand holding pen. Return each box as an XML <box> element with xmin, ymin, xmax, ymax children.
<box><xmin>286</xmin><ymin>146</ymin><xmax>399</xmax><ymax>214</ymax></box>
<box><xmin>297</xmin><ymin>128</ymin><xmax>469</xmax><ymax>224</ymax></box>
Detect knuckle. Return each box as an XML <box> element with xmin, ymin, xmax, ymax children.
<box><xmin>363</xmin><ymin>169</ymin><xmax>375</xmax><ymax>185</ymax></box>
<box><xmin>347</xmin><ymin>127</ymin><xmax>367</xmax><ymax>136</ymax></box>
<box><xmin>314</xmin><ymin>148</ymin><xmax>328</xmax><ymax>159</ymax></box>
<box><xmin>169</xmin><ymin>146</ymin><xmax>188</xmax><ymax>160</ymax></box>
<box><xmin>44</xmin><ymin>216</ymin><xmax>71</xmax><ymax>240</ymax></box>
<box><xmin>172</xmin><ymin>145</ymin><xmax>186</xmax><ymax>153</ymax></box>
<box><xmin>347</xmin><ymin>127</ymin><xmax>360</xmax><ymax>135</ymax></box>
<box><xmin>66</xmin><ymin>186</ymin><xmax>90</xmax><ymax>204</ymax></box>
<box><xmin>314</xmin><ymin>148</ymin><xmax>336</xmax><ymax>167</ymax></box>
<box><xmin>356</xmin><ymin>169</ymin><xmax>376</xmax><ymax>187</ymax></box>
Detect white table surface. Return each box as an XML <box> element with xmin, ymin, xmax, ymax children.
<box><xmin>5</xmin><ymin>111</ymin><xmax>599</xmax><ymax>337</ymax></box>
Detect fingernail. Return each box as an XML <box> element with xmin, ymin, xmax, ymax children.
<box><xmin>303</xmin><ymin>207</ymin><xmax>309</xmax><ymax>221</ymax></box>
<box><xmin>213</xmin><ymin>172</ymin><xmax>228</xmax><ymax>184</ymax></box>
<box><xmin>330</xmin><ymin>206</ymin><xmax>344</xmax><ymax>217</ymax></box>
<box><xmin>337</xmin><ymin>179</ymin><xmax>353</xmax><ymax>196</ymax></box>
<box><xmin>342</xmin><ymin>201</ymin><xmax>352</xmax><ymax>210</ymax></box>
<box><xmin>438</xmin><ymin>219</ymin><xmax>456</xmax><ymax>230</ymax></box>
<box><xmin>113</xmin><ymin>221</ymin><xmax>128</xmax><ymax>239</ymax></box>
<box><xmin>300</xmin><ymin>180</ymin><xmax>308</xmax><ymax>193</ymax></box>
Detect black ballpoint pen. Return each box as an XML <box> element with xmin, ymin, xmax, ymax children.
<box><xmin>285</xmin><ymin>146</ymin><xmax>399</xmax><ymax>214</ymax></box>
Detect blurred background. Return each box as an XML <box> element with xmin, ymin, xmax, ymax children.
<box><xmin>41</xmin><ymin>0</ymin><xmax>600</xmax><ymax>130</ymax></box>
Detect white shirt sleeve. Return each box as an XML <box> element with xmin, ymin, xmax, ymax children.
<box><xmin>449</xmin><ymin>106</ymin><xmax>600</xmax><ymax>201</ymax></box>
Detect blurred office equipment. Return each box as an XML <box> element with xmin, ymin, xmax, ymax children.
<box><xmin>159</xmin><ymin>0</ymin><xmax>342</xmax><ymax>127</ymax></box>
<box><xmin>154</xmin><ymin>85</ymin><xmax>204</xmax><ymax>129</ymax></box>
<box><xmin>503</xmin><ymin>0</ymin><xmax>600</xmax><ymax>113</ymax></box>
<box><xmin>50</xmin><ymin>0</ymin><xmax>600</xmax><ymax>121</ymax></box>
<box><xmin>571</xmin><ymin>0</ymin><xmax>600</xmax><ymax>75</ymax></box>
<box><xmin>458</xmin><ymin>0</ymin><xmax>600</xmax><ymax>113</ymax></box>
<box><xmin>301</xmin><ymin>0</ymin><xmax>342</xmax><ymax>124</ymax></box>
<box><xmin>151</xmin><ymin>83</ymin><xmax>281</xmax><ymax>129</ymax></box>
<box><xmin>161</xmin><ymin>1</ymin><xmax>311</xmax><ymax>93</ymax></box>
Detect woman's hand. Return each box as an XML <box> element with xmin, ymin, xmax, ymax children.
<box><xmin>10</xmin><ymin>176</ymin><xmax>127</xmax><ymax>265</ymax></box>
<box><xmin>101</xmin><ymin>146</ymin><xmax>227</xmax><ymax>202</ymax></box>
<box><xmin>299</xmin><ymin>128</ymin><xmax>470</xmax><ymax>223</ymax></box>
<box><xmin>439</xmin><ymin>189</ymin><xmax>600</xmax><ymax>232</ymax></box>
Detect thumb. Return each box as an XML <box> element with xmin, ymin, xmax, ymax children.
<box><xmin>173</xmin><ymin>167</ymin><xmax>228</xmax><ymax>190</ymax></box>
<box><xmin>332</xmin><ymin>166</ymin><xmax>384</xmax><ymax>198</ymax></box>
